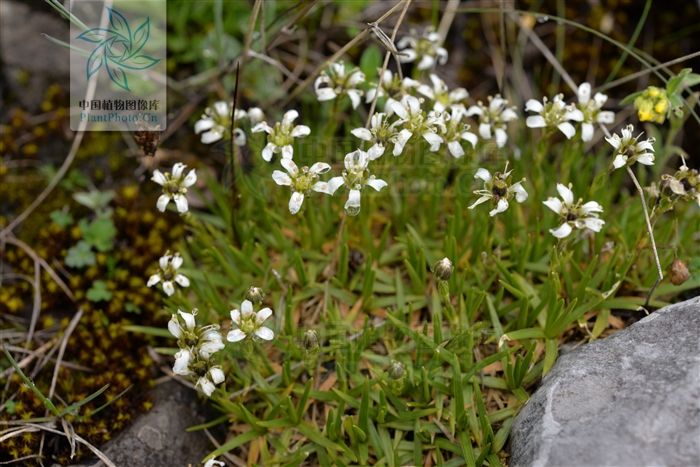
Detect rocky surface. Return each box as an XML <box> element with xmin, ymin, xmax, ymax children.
<box><xmin>66</xmin><ymin>381</ymin><xmax>212</xmax><ymax>467</ymax></box>
<box><xmin>509</xmin><ymin>296</ymin><xmax>700</xmax><ymax>467</ymax></box>
<box><xmin>0</xmin><ymin>0</ymin><xmax>69</xmax><ymax>110</ymax></box>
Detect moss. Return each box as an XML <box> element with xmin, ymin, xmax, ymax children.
<box><xmin>1</xmin><ymin>154</ymin><xmax>182</xmax><ymax>464</ymax></box>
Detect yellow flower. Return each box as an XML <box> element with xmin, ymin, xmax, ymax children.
<box><xmin>634</xmin><ymin>86</ymin><xmax>669</xmax><ymax>124</ymax></box>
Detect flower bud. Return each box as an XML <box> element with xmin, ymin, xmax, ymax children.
<box><xmin>389</xmin><ymin>360</ymin><xmax>405</xmax><ymax>380</ymax></box>
<box><xmin>303</xmin><ymin>329</ymin><xmax>320</xmax><ymax>351</ymax></box>
<box><xmin>245</xmin><ymin>286</ymin><xmax>265</xmax><ymax>304</ymax></box>
<box><xmin>669</xmin><ymin>258</ymin><xmax>690</xmax><ymax>286</ymax></box>
<box><xmin>433</xmin><ymin>257</ymin><xmax>453</xmax><ymax>281</ymax></box>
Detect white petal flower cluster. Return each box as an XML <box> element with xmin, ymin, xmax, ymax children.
<box><xmin>469</xmin><ymin>165</ymin><xmax>528</xmax><ymax>216</ymax></box>
<box><xmin>351</xmin><ymin>112</ymin><xmax>412</xmax><ymax>158</ymax></box>
<box><xmin>525</xmin><ymin>94</ymin><xmax>584</xmax><ymax>139</ymax></box>
<box><xmin>524</xmin><ymin>83</ymin><xmax>615</xmax><ymax>142</ymax></box>
<box><xmin>543</xmin><ymin>184</ymin><xmax>605</xmax><ymax>238</ymax></box>
<box><xmin>365</xmin><ymin>69</ymin><xmax>420</xmax><ymax>112</ymax></box>
<box><xmin>397</xmin><ymin>28</ymin><xmax>448</xmax><ymax>70</ymax></box>
<box><xmin>169</xmin><ymin>309</ymin><xmax>226</xmax><ymax>397</ymax></box>
<box><xmin>272</xmin><ymin>158</ymin><xmax>332</xmax><ymax>214</ymax></box>
<box><xmin>325</xmin><ymin>149</ymin><xmax>388</xmax><ymax>216</ymax></box>
<box><xmin>314</xmin><ymin>61</ymin><xmax>366</xmax><ymax>109</ymax></box>
<box><xmin>575</xmin><ymin>83</ymin><xmax>615</xmax><ymax>141</ymax></box>
<box><xmin>417</xmin><ymin>74</ymin><xmax>468</xmax><ymax>112</ymax></box>
<box><xmin>194</xmin><ymin>101</ymin><xmax>264</xmax><ymax>145</ymax></box>
<box><xmin>227</xmin><ymin>299</ymin><xmax>275</xmax><ymax>342</ymax></box>
<box><xmin>147</xmin><ymin>251</ymin><xmax>190</xmax><ymax>296</ymax></box>
<box><xmin>389</xmin><ymin>95</ymin><xmax>445</xmax><ymax>152</ymax></box>
<box><xmin>151</xmin><ymin>162</ymin><xmax>197</xmax><ymax>214</ymax></box>
<box><xmin>252</xmin><ymin>109</ymin><xmax>311</xmax><ymax>161</ymax></box>
<box><xmin>438</xmin><ymin>107</ymin><xmax>478</xmax><ymax>159</ymax></box>
<box><xmin>606</xmin><ymin>124</ymin><xmax>655</xmax><ymax>169</ymax></box>
<box><xmin>466</xmin><ymin>95</ymin><xmax>518</xmax><ymax>148</ymax></box>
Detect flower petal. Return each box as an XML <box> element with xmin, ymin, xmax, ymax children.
<box><xmin>167</xmin><ymin>316</ymin><xmax>182</xmax><ymax>338</ymax></box>
<box><xmin>151</xmin><ymin>170</ymin><xmax>166</xmax><ymax>185</ymax></box>
<box><xmin>351</xmin><ymin>128</ymin><xmax>373</xmax><ymax>141</ymax></box>
<box><xmin>489</xmin><ymin>198</ymin><xmax>509</xmax><ymax>216</ymax></box>
<box><xmin>612</xmin><ymin>154</ymin><xmax>627</xmax><ymax>169</ymax></box>
<box><xmin>174</xmin><ymin>274</ymin><xmax>190</xmax><ymax>287</ymax></box>
<box><xmin>315</xmin><ymin>88</ymin><xmax>337</xmax><ymax>101</ymax></box>
<box><xmin>556</xmin><ymin>183</ymin><xmax>574</xmax><ymax>205</ymax></box>
<box><xmin>162</xmin><ymin>281</ymin><xmax>175</xmax><ymax>296</ymax></box>
<box><xmin>557</xmin><ymin>122</ymin><xmax>576</xmax><ymax>139</ymax></box>
<box><xmin>291</xmin><ymin>125</ymin><xmax>310</xmax><ymax>138</ymax></box>
<box><xmin>543</xmin><ymin>197</ymin><xmax>563</xmax><ymax>214</ymax></box>
<box><xmin>262</xmin><ymin>143</ymin><xmax>275</xmax><ymax>162</ymax></box>
<box><xmin>474</xmin><ymin>168</ymin><xmax>492</xmax><ymax>182</ymax></box>
<box><xmin>309</xmin><ymin>162</ymin><xmax>331</xmax><ymax>175</ymax></box>
<box><xmin>280</xmin><ymin>157</ymin><xmax>298</xmax><ymax>176</ymax></box>
<box><xmin>255</xmin><ymin>327</ymin><xmax>274</xmax><ymax>341</ymax></box>
<box><xmin>550</xmin><ymin>223</ymin><xmax>573</xmax><ymax>238</ymax></box>
<box><xmin>147</xmin><ymin>274</ymin><xmax>161</xmax><ymax>287</ymax></box>
<box><xmin>526</xmin><ymin>115</ymin><xmax>546</xmax><ymax>128</ymax></box>
<box><xmin>281</xmin><ymin>145</ymin><xmax>294</xmax><ymax>160</ymax></box>
<box><xmin>156</xmin><ymin>194</ymin><xmax>171</xmax><ymax>212</ymax></box>
<box><xmin>227</xmin><ymin>329</ymin><xmax>246</xmax><ymax>342</ymax></box>
<box><xmin>200</xmin><ymin>129</ymin><xmax>223</xmax><ymax>144</ymax></box>
<box><xmin>283</xmin><ymin>110</ymin><xmax>299</xmax><ymax>125</ymax></box>
<box><xmin>183</xmin><ymin>169</ymin><xmax>197</xmax><ymax>187</ymax></box>
<box><xmin>272</xmin><ymin>170</ymin><xmax>292</xmax><ymax>186</ymax></box>
<box><xmin>173</xmin><ymin>194</ymin><xmax>189</xmax><ymax>213</ymax></box>
<box><xmin>445</xmin><ymin>141</ymin><xmax>462</xmax><ymax>158</ymax></box>
<box><xmin>288</xmin><ymin>191</ymin><xmax>304</xmax><ymax>214</ymax></box>
<box><xmin>366</xmin><ymin>177</ymin><xmax>387</xmax><ymax>191</ymax></box>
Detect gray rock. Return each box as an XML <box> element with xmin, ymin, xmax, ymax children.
<box><xmin>509</xmin><ymin>296</ymin><xmax>700</xmax><ymax>467</ymax></box>
<box><xmin>0</xmin><ymin>0</ymin><xmax>69</xmax><ymax>110</ymax></box>
<box><xmin>66</xmin><ymin>381</ymin><xmax>212</xmax><ymax>467</ymax></box>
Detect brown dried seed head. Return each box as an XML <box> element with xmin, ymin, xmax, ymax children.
<box><xmin>669</xmin><ymin>258</ymin><xmax>690</xmax><ymax>286</ymax></box>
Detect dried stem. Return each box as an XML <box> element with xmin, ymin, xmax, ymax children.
<box><xmin>283</xmin><ymin>0</ymin><xmax>407</xmax><ymax>106</ymax></box>
<box><xmin>365</xmin><ymin>0</ymin><xmax>412</xmax><ymax>128</ymax></box>
<box><xmin>625</xmin><ymin>165</ymin><xmax>663</xmax><ymax>308</ymax></box>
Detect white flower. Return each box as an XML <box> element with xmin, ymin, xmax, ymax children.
<box><xmin>439</xmin><ymin>107</ymin><xmax>478</xmax><ymax>158</ymax></box>
<box><xmin>659</xmin><ymin>165</ymin><xmax>700</xmax><ymax>207</ymax></box>
<box><xmin>417</xmin><ymin>74</ymin><xmax>468</xmax><ymax>112</ymax></box>
<box><xmin>148</xmin><ymin>252</ymin><xmax>190</xmax><ymax>296</ymax></box>
<box><xmin>168</xmin><ymin>309</ymin><xmax>225</xmax><ymax>384</ymax></box>
<box><xmin>151</xmin><ymin>163</ymin><xmax>197</xmax><ymax>214</ymax></box>
<box><xmin>543</xmin><ymin>183</ymin><xmax>605</xmax><ymax>238</ymax></box>
<box><xmin>397</xmin><ymin>28</ymin><xmax>448</xmax><ymax>70</ymax></box>
<box><xmin>252</xmin><ymin>110</ymin><xmax>310</xmax><ymax>161</ymax></box>
<box><xmin>227</xmin><ymin>300</ymin><xmax>274</xmax><ymax>342</ymax></box>
<box><xmin>350</xmin><ymin>112</ymin><xmax>412</xmax><ymax>158</ymax></box>
<box><xmin>203</xmin><ymin>458</ymin><xmax>225</xmax><ymax>467</ymax></box>
<box><xmin>196</xmin><ymin>366</ymin><xmax>226</xmax><ymax>397</ymax></box>
<box><xmin>389</xmin><ymin>95</ymin><xmax>444</xmax><ymax>152</ymax></box>
<box><xmin>576</xmin><ymin>83</ymin><xmax>615</xmax><ymax>142</ymax></box>
<box><xmin>272</xmin><ymin>158</ymin><xmax>332</xmax><ymax>214</ymax></box>
<box><xmin>325</xmin><ymin>149</ymin><xmax>388</xmax><ymax>216</ymax></box>
<box><xmin>194</xmin><ymin>102</ymin><xmax>265</xmax><ymax>145</ymax></box>
<box><xmin>468</xmin><ymin>165</ymin><xmax>528</xmax><ymax>216</ymax></box>
<box><xmin>466</xmin><ymin>95</ymin><xmax>517</xmax><ymax>148</ymax></box>
<box><xmin>525</xmin><ymin>94</ymin><xmax>584</xmax><ymax>139</ymax></box>
<box><xmin>314</xmin><ymin>61</ymin><xmax>365</xmax><ymax>108</ymax></box>
<box><xmin>173</xmin><ymin>348</ymin><xmax>193</xmax><ymax>376</ymax></box>
<box><xmin>365</xmin><ymin>69</ymin><xmax>420</xmax><ymax>113</ymax></box>
<box><xmin>168</xmin><ymin>309</ymin><xmax>225</xmax><ymax>360</ymax></box>
<box><xmin>606</xmin><ymin>124</ymin><xmax>655</xmax><ymax>169</ymax></box>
